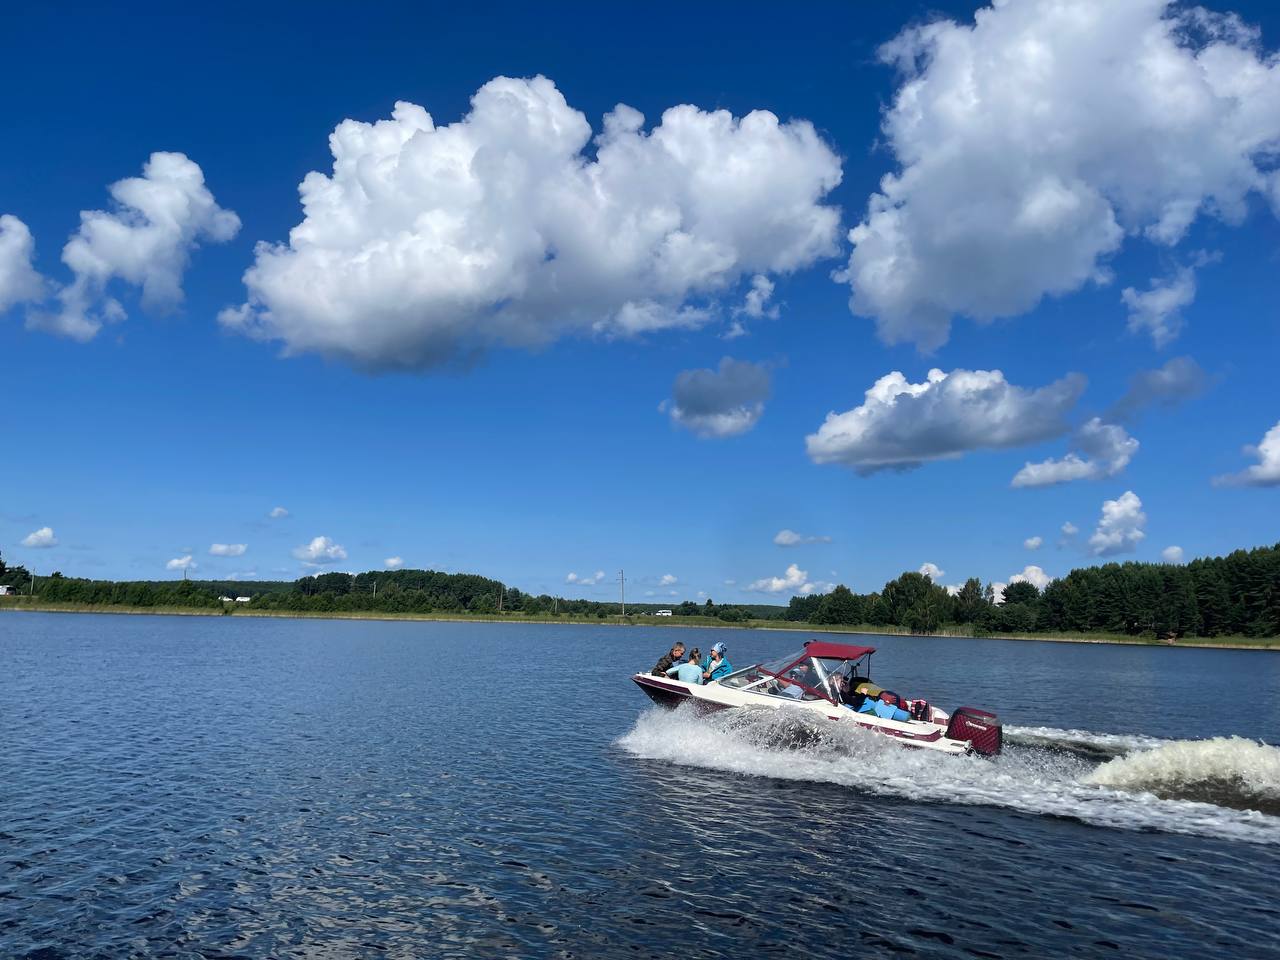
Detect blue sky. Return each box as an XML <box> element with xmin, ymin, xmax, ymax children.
<box><xmin>2</xmin><ymin>0</ymin><xmax>1278</xmax><ymax>602</ymax></box>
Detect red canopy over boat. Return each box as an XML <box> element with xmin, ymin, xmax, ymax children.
<box><xmin>802</xmin><ymin>640</ymin><xmax>876</xmax><ymax>660</ymax></box>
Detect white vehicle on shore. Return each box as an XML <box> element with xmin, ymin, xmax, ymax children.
<box><xmin>632</xmin><ymin>640</ymin><xmax>1002</xmax><ymax>757</ymax></box>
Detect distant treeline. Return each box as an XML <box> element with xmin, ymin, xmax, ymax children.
<box><xmin>3</xmin><ymin>543</ymin><xmax>1277</xmax><ymax>637</ymax></box>
<box><xmin>0</xmin><ymin>559</ymin><xmax>777</xmax><ymax>620</ymax></box>
<box><xmin>785</xmin><ymin>543</ymin><xmax>1280</xmax><ymax>638</ymax></box>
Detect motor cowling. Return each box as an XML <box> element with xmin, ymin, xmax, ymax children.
<box><xmin>946</xmin><ymin>707</ymin><xmax>1003</xmax><ymax>756</ymax></box>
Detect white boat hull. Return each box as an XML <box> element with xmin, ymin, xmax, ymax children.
<box><xmin>632</xmin><ymin>672</ymin><xmax>977</xmax><ymax>757</ymax></box>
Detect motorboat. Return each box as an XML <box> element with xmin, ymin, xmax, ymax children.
<box><xmin>632</xmin><ymin>639</ymin><xmax>1002</xmax><ymax>756</ymax></box>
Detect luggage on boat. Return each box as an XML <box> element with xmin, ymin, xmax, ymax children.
<box><xmin>870</xmin><ymin>699</ymin><xmax>911</xmax><ymax>722</ymax></box>
<box><xmin>877</xmin><ymin>690</ymin><xmax>905</xmax><ymax>708</ymax></box>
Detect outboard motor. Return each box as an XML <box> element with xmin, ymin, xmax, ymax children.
<box><xmin>946</xmin><ymin>707</ymin><xmax>1003</xmax><ymax>756</ymax></box>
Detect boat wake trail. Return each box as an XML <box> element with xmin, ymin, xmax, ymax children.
<box><xmin>617</xmin><ymin>707</ymin><xmax>1280</xmax><ymax>845</ymax></box>
<box><xmin>1004</xmin><ymin>724</ymin><xmax>1171</xmax><ymax>760</ymax></box>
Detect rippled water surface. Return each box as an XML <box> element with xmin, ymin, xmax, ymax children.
<box><xmin>3</xmin><ymin>613</ymin><xmax>1280</xmax><ymax>958</ymax></box>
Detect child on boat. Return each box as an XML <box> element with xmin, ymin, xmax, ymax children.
<box><xmin>665</xmin><ymin>648</ymin><xmax>704</xmax><ymax>684</ymax></box>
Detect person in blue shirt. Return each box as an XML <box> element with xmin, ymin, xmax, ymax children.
<box><xmin>665</xmin><ymin>648</ymin><xmax>704</xmax><ymax>684</ymax></box>
<box><xmin>701</xmin><ymin>642</ymin><xmax>733</xmax><ymax>682</ymax></box>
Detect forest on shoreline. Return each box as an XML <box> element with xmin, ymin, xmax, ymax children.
<box><xmin>2</xmin><ymin>543</ymin><xmax>1277</xmax><ymax>639</ymax></box>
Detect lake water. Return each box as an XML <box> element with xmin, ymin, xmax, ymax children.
<box><xmin>3</xmin><ymin>613</ymin><xmax>1279</xmax><ymax>959</ymax></box>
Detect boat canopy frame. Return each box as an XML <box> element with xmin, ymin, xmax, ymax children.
<box><xmin>718</xmin><ymin>640</ymin><xmax>876</xmax><ymax>705</ymax></box>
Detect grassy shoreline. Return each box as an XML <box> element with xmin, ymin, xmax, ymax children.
<box><xmin>3</xmin><ymin>597</ymin><xmax>1277</xmax><ymax>650</ymax></box>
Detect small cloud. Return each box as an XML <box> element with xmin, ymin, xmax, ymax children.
<box><xmin>292</xmin><ymin>536</ymin><xmax>348</xmax><ymax>566</ymax></box>
<box><xmin>1011</xmin><ymin>419</ymin><xmax>1138</xmax><ymax>488</ymax></box>
<box><xmin>27</xmin><ymin>152</ymin><xmax>240</xmax><ymax>342</ymax></box>
<box><xmin>747</xmin><ymin>563</ymin><xmax>808</xmax><ymax>594</ymax></box>
<box><xmin>918</xmin><ymin>562</ymin><xmax>945</xmax><ymax>580</ymax></box>
<box><xmin>1010</xmin><ymin>564</ymin><xmax>1053</xmax><ymax>591</ymax></box>
<box><xmin>384</xmin><ymin>556</ymin><xmax>405</xmax><ymax>569</ymax></box>
<box><xmin>773</xmin><ymin>528</ymin><xmax>832</xmax><ymax>547</ymax></box>
<box><xmin>1088</xmin><ymin>491</ymin><xmax>1146</xmax><ymax>557</ymax></box>
<box><xmin>1024</xmin><ymin>536</ymin><xmax>1043</xmax><ymax>550</ymax></box>
<box><xmin>807</xmin><ymin>368</ymin><xmax>1084</xmax><ymax>474</ymax></box>
<box><xmin>798</xmin><ymin>580</ymin><xmax>835</xmax><ymax>596</ymax></box>
<box><xmin>209</xmin><ymin>543</ymin><xmax>247</xmax><ymax>557</ymax></box>
<box><xmin>269</xmin><ymin>506</ymin><xmax>289</xmax><ymax>519</ymax></box>
<box><xmin>1162</xmin><ymin>545</ymin><xmax>1184</xmax><ymax>563</ymax></box>
<box><xmin>662</xmin><ymin>357</ymin><xmax>771</xmax><ymax>439</ymax></box>
<box><xmin>1121</xmin><ymin>266</ymin><xmax>1197</xmax><ymax>348</ymax></box>
<box><xmin>0</xmin><ymin>215</ymin><xmax>45</xmax><ymax>313</ymax></box>
<box><xmin>21</xmin><ymin>526</ymin><xmax>57</xmax><ymax>548</ymax></box>
<box><xmin>659</xmin><ymin>573</ymin><xmax>678</xmax><ymax>586</ymax></box>
<box><xmin>1061</xmin><ymin>522</ymin><xmax>1079</xmax><ymax>536</ymax></box>
<box><xmin>1213</xmin><ymin>420</ymin><xmax>1280</xmax><ymax>487</ymax></box>
<box><xmin>1109</xmin><ymin>357</ymin><xmax>1208</xmax><ymax>422</ymax></box>
<box><xmin>566</xmin><ymin>570</ymin><xmax>606</xmax><ymax>586</ymax></box>
<box><xmin>166</xmin><ymin>554</ymin><xmax>196</xmax><ymax>571</ymax></box>
<box><xmin>733</xmin><ymin>274</ymin><xmax>780</xmax><ymax>329</ymax></box>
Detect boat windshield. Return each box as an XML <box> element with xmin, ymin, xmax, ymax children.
<box><xmin>720</xmin><ymin>651</ymin><xmax>871</xmax><ymax>703</ymax></box>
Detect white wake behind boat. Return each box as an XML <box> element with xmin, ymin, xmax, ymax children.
<box><xmin>632</xmin><ymin>639</ymin><xmax>1002</xmax><ymax>757</ymax></box>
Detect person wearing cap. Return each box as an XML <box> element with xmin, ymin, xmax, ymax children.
<box><xmin>700</xmin><ymin>642</ymin><xmax>733</xmax><ymax>682</ymax></box>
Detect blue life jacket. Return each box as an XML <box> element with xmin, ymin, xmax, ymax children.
<box><xmin>701</xmin><ymin>655</ymin><xmax>733</xmax><ymax>681</ymax></box>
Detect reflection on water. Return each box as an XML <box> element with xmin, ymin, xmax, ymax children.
<box><xmin>2</xmin><ymin>613</ymin><xmax>1279</xmax><ymax>958</ymax></box>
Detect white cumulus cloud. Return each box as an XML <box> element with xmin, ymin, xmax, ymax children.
<box><xmin>807</xmin><ymin>367</ymin><xmax>1083</xmax><ymax>473</ymax></box>
<box><xmin>566</xmin><ymin>570</ymin><xmax>606</xmax><ymax>586</ymax></box>
<box><xmin>1162</xmin><ymin>545</ymin><xmax>1185</xmax><ymax>563</ymax></box>
<box><xmin>1088</xmin><ymin>491</ymin><xmax>1147</xmax><ymax>556</ymax></box>
<box><xmin>1061</xmin><ymin>522</ymin><xmax>1079</xmax><ymax>536</ymax></box>
<box><xmin>1012</xmin><ymin>418</ymin><xmax>1138</xmax><ymax>488</ymax></box>
<box><xmin>1214</xmin><ymin>420</ymin><xmax>1280</xmax><ymax>487</ymax></box>
<box><xmin>738</xmin><ymin>274</ymin><xmax>779</xmax><ymax>323</ymax></box>
<box><xmin>384</xmin><ymin>556</ymin><xmax>405</xmax><ymax>570</ymax></box>
<box><xmin>268</xmin><ymin>506</ymin><xmax>289</xmax><ymax>519</ymax></box>
<box><xmin>837</xmin><ymin>0</ymin><xmax>1280</xmax><ymax>350</ymax></box>
<box><xmin>209</xmin><ymin>543</ymin><xmax>247</xmax><ymax>557</ymax></box>
<box><xmin>221</xmin><ymin>76</ymin><xmax>842</xmax><ymax>371</ymax></box>
<box><xmin>773</xmin><ymin>529</ymin><xmax>831</xmax><ymax>547</ymax></box>
<box><xmin>918</xmin><ymin>562</ymin><xmax>945</xmax><ymax>580</ymax></box>
<box><xmin>1121</xmin><ymin>265</ymin><xmax>1197</xmax><ymax>348</ymax></box>
<box><xmin>659</xmin><ymin>573</ymin><xmax>678</xmax><ymax>586</ymax></box>
<box><xmin>746</xmin><ymin>562</ymin><xmax>828</xmax><ymax>595</ymax></box>
<box><xmin>1024</xmin><ymin>536</ymin><xmax>1043</xmax><ymax>551</ymax></box>
<box><xmin>28</xmin><ymin>152</ymin><xmax>238</xmax><ymax>342</ymax></box>
<box><xmin>21</xmin><ymin>526</ymin><xmax>58</xmax><ymax>548</ymax></box>
<box><xmin>166</xmin><ymin>554</ymin><xmax>196</xmax><ymax>571</ymax></box>
<box><xmin>1010</xmin><ymin>564</ymin><xmax>1053</xmax><ymax>591</ymax></box>
<box><xmin>0</xmin><ymin>215</ymin><xmax>45</xmax><ymax>312</ymax></box>
<box><xmin>292</xmin><ymin>536</ymin><xmax>348</xmax><ymax>566</ymax></box>
<box><xmin>663</xmin><ymin>357</ymin><xmax>771</xmax><ymax>438</ymax></box>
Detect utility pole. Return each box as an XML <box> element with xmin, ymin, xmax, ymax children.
<box><xmin>618</xmin><ymin>569</ymin><xmax>626</xmax><ymax>618</ymax></box>
<box><xmin>372</xmin><ymin>579</ymin><xmax>377</xmax><ymax>599</ymax></box>
<box><xmin>497</xmin><ymin>585</ymin><xmax>504</xmax><ymax>613</ymax></box>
